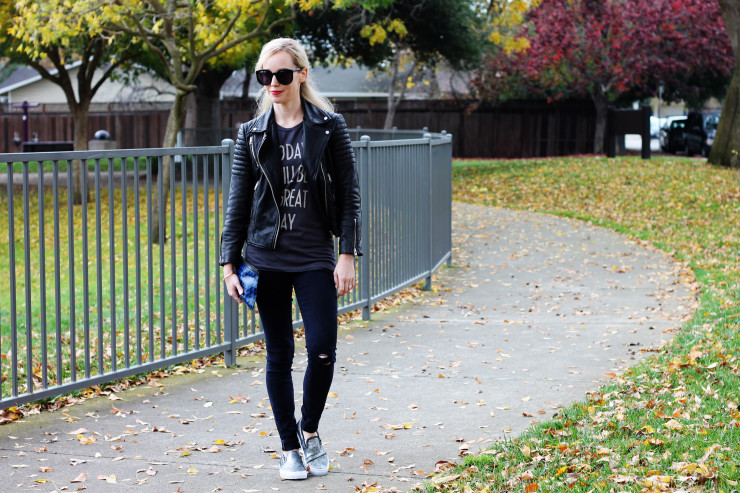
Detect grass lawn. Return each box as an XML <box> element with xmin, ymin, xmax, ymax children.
<box><xmin>0</xmin><ymin>157</ymin><xmax>145</xmax><ymax>174</ymax></box>
<box><xmin>0</xmin><ymin>168</ymin><xmax>226</xmax><ymax>397</ymax></box>
<box><xmin>424</xmin><ymin>156</ymin><xmax>740</xmax><ymax>492</ymax></box>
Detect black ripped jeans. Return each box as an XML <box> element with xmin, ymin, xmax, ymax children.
<box><xmin>256</xmin><ymin>269</ymin><xmax>337</xmax><ymax>451</ymax></box>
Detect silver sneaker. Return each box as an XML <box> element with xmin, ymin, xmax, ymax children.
<box><xmin>297</xmin><ymin>419</ymin><xmax>329</xmax><ymax>476</ymax></box>
<box><xmin>279</xmin><ymin>450</ymin><xmax>307</xmax><ymax>480</ymax></box>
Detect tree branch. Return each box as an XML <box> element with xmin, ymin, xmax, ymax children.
<box><xmin>205</xmin><ymin>1</ymin><xmax>297</xmax><ymax>61</ymax></box>
<box><xmin>33</xmin><ymin>48</ymin><xmax>79</xmax><ymax>109</ymax></box>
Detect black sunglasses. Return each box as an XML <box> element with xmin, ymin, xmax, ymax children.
<box><xmin>255</xmin><ymin>68</ymin><xmax>302</xmax><ymax>86</ymax></box>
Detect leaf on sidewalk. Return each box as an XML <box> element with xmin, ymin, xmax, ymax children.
<box><xmin>96</xmin><ymin>474</ymin><xmax>117</xmax><ymax>483</ymax></box>
<box><xmin>71</xmin><ymin>472</ymin><xmax>87</xmax><ymax>483</ymax></box>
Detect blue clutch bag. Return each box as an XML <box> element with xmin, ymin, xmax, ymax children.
<box><xmin>235</xmin><ymin>260</ymin><xmax>259</xmax><ymax>310</ymax></box>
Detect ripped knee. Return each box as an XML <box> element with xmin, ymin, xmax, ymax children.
<box><xmin>309</xmin><ymin>351</ymin><xmax>336</xmax><ymax>366</ymax></box>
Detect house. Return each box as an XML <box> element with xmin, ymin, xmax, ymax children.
<box><xmin>220</xmin><ymin>63</ymin><xmax>470</xmax><ymax>101</ymax></box>
<box><xmin>0</xmin><ymin>60</ymin><xmax>469</xmax><ymax>107</ymax></box>
<box><xmin>0</xmin><ymin>61</ymin><xmax>176</xmax><ymax>107</ymax></box>
<box><xmin>0</xmin><ymin>60</ymin><xmax>476</xmax><ymax>152</ymax></box>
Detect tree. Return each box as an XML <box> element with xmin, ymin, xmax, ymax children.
<box><xmin>480</xmin><ymin>0</ymin><xmax>541</xmax><ymax>55</ymax></box>
<box><xmin>710</xmin><ymin>0</ymin><xmax>740</xmax><ymax>167</ymax></box>
<box><xmin>105</xmin><ymin>0</ymin><xmax>396</xmax><ymax>242</ymax></box>
<box><xmin>4</xmin><ymin>0</ymin><xmax>140</xmax><ymax>202</ymax></box>
<box><xmin>184</xmin><ymin>11</ymin><xmax>289</xmax><ymax>146</ymax></box>
<box><xmin>101</xmin><ymin>0</ymin><xmax>298</xmax><ymax>243</ymax></box>
<box><xmin>474</xmin><ymin>0</ymin><xmax>733</xmax><ymax>154</ymax></box>
<box><xmin>296</xmin><ymin>0</ymin><xmax>483</xmax><ymax>128</ymax></box>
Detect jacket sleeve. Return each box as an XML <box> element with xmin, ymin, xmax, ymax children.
<box><xmin>329</xmin><ymin>113</ymin><xmax>363</xmax><ymax>256</ymax></box>
<box><xmin>219</xmin><ymin>123</ymin><xmax>254</xmax><ymax>266</ymax></box>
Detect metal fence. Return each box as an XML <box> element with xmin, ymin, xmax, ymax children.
<box><xmin>0</xmin><ymin>130</ymin><xmax>452</xmax><ymax>409</ymax></box>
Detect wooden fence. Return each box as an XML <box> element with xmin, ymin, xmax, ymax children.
<box><xmin>0</xmin><ymin>98</ymin><xmax>597</xmax><ymax>158</ymax></box>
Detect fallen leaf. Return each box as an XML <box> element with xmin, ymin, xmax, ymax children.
<box><xmin>71</xmin><ymin>472</ymin><xmax>87</xmax><ymax>483</ymax></box>
<box><xmin>433</xmin><ymin>474</ymin><xmax>460</xmax><ymax>484</ymax></box>
<box><xmin>97</xmin><ymin>474</ymin><xmax>117</xmax><ymax>484</ymax></box>
<box><xmin>665</xmin><ymin>419</ymin><xmax>684</xmax><ymax>431</ymax></box>
<box><xmin>79</xmin><ymin>435</ymin><xmax>97</xmax><ymax>445</ymax></box>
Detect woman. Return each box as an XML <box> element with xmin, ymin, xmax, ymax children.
<box><xmin>219</xmin><ymin>38</ymin><xmax>362</xmax><ymax>480</ymax></box>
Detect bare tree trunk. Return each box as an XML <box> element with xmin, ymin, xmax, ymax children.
<box><xmin>710</xmin><ymin>0</ymin><xmax>740</xmax><ymax>167</ymax></box>
<box><xmin>150</xmin><ymin>90</ymin><xmax>187</xmax><ymax>244</ymax></box>
<box><xmin>591</xmin><ymin>89</ymin><xmax>608</xmax><ymax>155</ymax></box>
<box><xmin>384</xmin><ymin>53</ymin><xmax>402</xmax><ymax>130</ymax></box>
<box><xmin>71</xmin><ymin>106</ymin><xmax>90</xmax><ymax>204</ymax></box>
<box><xmin>185</xmin><ymin>67</ymin><xmax>233</xmax><ymax>146</ymax></box>
<box><xmin>384</xmin><ymin>52</ymin><xmax>417</xmax><ymax>130</ymax></box>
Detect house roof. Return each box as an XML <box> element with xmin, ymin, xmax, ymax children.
<box><xmin>0</xmin><ymin>61</ymin><xmax>83</xmax><ymax>95</ymax></box>
<box><xmin>0</xmin><ymin>62</ymin><xmax>176</xmax><ymax>105</ymax></box>
<box><xmin>1</xmin><ymin>61</ymin><xmax>470</xmax><ymax>103</ymax></box>
<box><xmin>221</xmin><ymin>63</ymin><xmax>470</xmax><ymax>100</ymax></box>
<box><xmin>0</xmin><ymin>67</ymin><xmax>42</xmax><ymax>93</ymax></box>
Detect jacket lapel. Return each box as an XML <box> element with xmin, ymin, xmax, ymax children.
<box><xmin>302</xmin><ymin>103</ymin><xmax>332</xmax><ymax>176</ymax></box>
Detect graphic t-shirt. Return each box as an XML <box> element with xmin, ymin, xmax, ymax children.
<box><xmin>246</xmin><ymin>123</ymin><xmax>335</xmax><ymax>272</ymax></box>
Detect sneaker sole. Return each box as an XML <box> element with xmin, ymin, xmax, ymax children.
<box><xmin>307</xmin><ymin>464</ymin><xmax>329</xmax><ymax>476</ymax></box>
<box><xmin>280</xmin><ymin>470</ymin><xmax>308</xmax><ymax>480</ymax></box>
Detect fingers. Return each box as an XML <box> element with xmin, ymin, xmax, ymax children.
<box><xmin>334</xmin><ymin>254</ymin><xmax>356</xmax><ymax>297</ymax></box>
<box><xmin>225</xmin><ymin>277</ymin><xmax>243</xmax><ymax>303</ymax></box>
<box><xmin>335</xmin><ymin>274</ymin><xmax>355</xmax><ymax>297</ymax></box>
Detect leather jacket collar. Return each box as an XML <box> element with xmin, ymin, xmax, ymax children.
<box><xmin>249</xmin><ymin>100</ymin><xmax>332</xmax><ymax>133</ymax></box>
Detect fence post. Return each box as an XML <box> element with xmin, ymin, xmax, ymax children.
<box><xmin>221</xmin><ymin>139</ymin><xmax>238</xmax><ymax>366</ymax></box>
<box><xmin>445</xmin><ymin>133</ymin><xmax>454</xmax><ymax>267</ymax></box>
<box><xmin>359</xmin><ymin>135</ymin><xmax>372</xmax><ymax>320</ymax></box>
<box><xmin>606</xmin><ymin>107</ymin><xmax>616</xmax><ymax>158</ymax></box>
<box><xmin>424</xmin><ymin>132</ymin><xmax>433</xmax><ymax>291</ymax></box>
<box><xmin>641</xmin><ymin>105</ymin><xmax>651</xmax><ymax>160</ymax></box>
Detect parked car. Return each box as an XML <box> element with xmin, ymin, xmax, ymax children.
<box><xmin>684</xmin><ymin>110</ymin><xmax>720</xmax><ymax>157</ymax></box>
<box><xmin>660</xmin><ymin>118</ymin><xmax>688</xmax><ymax>154</ymax></box>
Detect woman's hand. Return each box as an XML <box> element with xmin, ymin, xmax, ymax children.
<box><xmin>334</xmin><ymin>254</ymin><xmax>355</xmax><ymax>297</ymax></box>
<box><xmin>223</xmin><ymin>263</ymin><xmax>243</xmax><ymax>303</ymax></box>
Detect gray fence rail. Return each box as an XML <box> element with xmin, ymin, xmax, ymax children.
<box><xmin>0</xmin><ymin>130</ymin><xmax>452</xmax><ymax>409</ymax></box>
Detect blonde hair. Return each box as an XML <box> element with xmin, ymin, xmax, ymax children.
<box><xmin>254</xmin><ymin>38</ymin><xmax>334</xmax><ymax>116</ymax></box>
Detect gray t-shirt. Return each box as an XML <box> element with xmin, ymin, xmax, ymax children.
<box><xmin>246</xmin><ymin>122</ymin><xmax>335</xmax><ymax>272</ymax></box>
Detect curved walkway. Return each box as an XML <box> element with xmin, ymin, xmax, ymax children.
<box><xmin>0</xmin><ymin>203</ymin><xmax>696</xmax><ymax>492</ymax></box>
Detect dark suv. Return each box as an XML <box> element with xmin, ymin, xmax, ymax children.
<box><xmin>684</xmin><ymin>111</ymin><xmax>720</xmax><ymax>157</ymax></box>
<box><xmin>660</xmin><ymin>118</ymin><xmax>687</xmax><ymax>154</ymax></box>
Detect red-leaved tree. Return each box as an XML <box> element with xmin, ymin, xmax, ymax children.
<box><xmin>473</xmin><ymin>0</ymin><xmax>733</xmax><ymax>154</ymax></box>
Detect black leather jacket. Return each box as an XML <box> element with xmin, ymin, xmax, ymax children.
<box><xmin>219</xmin><ymin>101</ymin><xmax>362</xmax><ymax>267</ymax></box>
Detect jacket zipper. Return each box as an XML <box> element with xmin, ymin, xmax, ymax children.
<box><xmin>320</xmin><ymin>163</ymin><xmax>330</xmax><ymax>220</ymax></box>
<box><xmin>251</xmin><ymin>133</ymin><xmax>281</xmax><ymax>249</ymax></box>
<box><xmin>353</xmin><ymin>218</ymin><xmax>358</xmax><ymax>256</ymax></box>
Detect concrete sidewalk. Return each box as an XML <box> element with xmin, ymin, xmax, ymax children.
<box><xmin>0</xmin><ymin>203</ymin><xmax>696</xmax><ymax>493</ymax></box>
